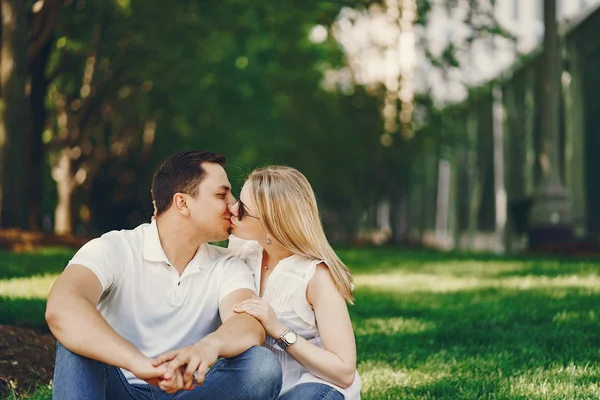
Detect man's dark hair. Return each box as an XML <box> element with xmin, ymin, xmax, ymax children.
<box><xmin>151</xmin><ymin>150</ymin><xmax>226</xmax><ymax>216</ymax></box>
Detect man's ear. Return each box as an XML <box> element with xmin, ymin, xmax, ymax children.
<box><xmin>152</xmin><ymin>200</ymin><xmax>158</xmax><ymax>219</ymax></box>
<box><xmin>172</xmin><ymin>193</ymin><xmax>190</xmax><ymax>216</ymax></box>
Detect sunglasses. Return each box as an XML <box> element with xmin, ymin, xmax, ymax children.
<box><xmin>238</xmin><ymin>199</ymin><xmax>259</xmax><ymax>221</ymax></box>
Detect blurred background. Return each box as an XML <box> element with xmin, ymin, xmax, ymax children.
<box><xmin>4</xmin><ymin>2</ymin><xmax>600</xmax><ymax>398</ymax></box>
<box><xmin>0</xmin><ymin>0</ymin><xmax>598</xmax><ymax>253</ymax></box>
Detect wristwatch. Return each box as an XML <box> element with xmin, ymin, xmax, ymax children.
<box><xmin>276</xmin><ymin>328</ymin><xmax>297</xmax><ymax>350</ymax></box>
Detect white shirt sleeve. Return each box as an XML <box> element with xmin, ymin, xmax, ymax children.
<box><xmin>67</xmin><ymin>232</ymin><xmax>127</xmax><ymax>293</ymax></box>
<box><xmin>217</xmin><ymin>255</ymin><xmax>256</xmax><ymax>304</ymax></box>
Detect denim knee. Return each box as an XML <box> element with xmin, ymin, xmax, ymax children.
<box><xmin>54</xmin><ymin>342</ymin><xmax>106</xmax><ymax>375</ymax></box>
<box><xmin>53</xmin><ymin>342</ymin><xmax>107</xmax><ymax>400</ymax></box>
<box><xmin>238</xmin><ymin>346</ymin><xmax>282</xmax><ymax>399</ymax></box>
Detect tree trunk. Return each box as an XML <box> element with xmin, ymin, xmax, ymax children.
<box><xmin>27</xmin><ymin>38</ymin><xmax>53</xmax><ymax>230</ymax></box>
<box><xmin>527</xmin><ymin>0</ymin><xmax>573</xmax><ymax>247</ymax></box>
<box><xmin>492</xmin><ymin>85</ymin><xmax>506</xmax><ymax>251</ymax></box>
<box><xmin>540</xmin><ymin>0</ymin><xmax>560</xmax><ymax>174</ymax></box>
<box><xmin>52</xmin><ymin>149</ymin><xmax>76</xmax><ymax>235</ymax></box>
<box><xmin>391</xmin><ymin>187</ymin><xmax>408</xmax><ymax>245</ymax></box>
<box><xmin>466</xmin><ymin>112</ymin><xmax>480</xmax><ymax>249</ymax></box>
<box><xmin>562</xmin><ymin>40</ymin><xmax>586</xmax><ymax>237</ymax></box>
<box><xmin>0</xmin><ymin>0</ymin><xmax>29</xmax><ymax>228</ymax></box>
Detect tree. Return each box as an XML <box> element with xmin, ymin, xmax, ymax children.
<box><xmin>46</xmin><ymin>0</ymin><xmax>160</xmax><ymax>234</ymax></box>
<box><xmin>0</xmin><ymin>0</ymin><xmax>63</xmax><ymax>230</ymax></box>
<box><xmin>27</xmin><ymin>0</ymin><xmax>63</xmax><ymax>230</ymax></box>
<box><xmin>11</xmin><ymin>0</ymin><xmax>388</xmax><ymax>236</ymax></box>
<box><xmin>0</xmin><ymin>0</ymin><xmax>29</xmax><ymax>228</ymax></box>
<box><xmin>527</xmin><ymin>0</ymin><xmax>573</xmax><ymax>247</ymax></box>
<box><xmin>328</xmin><ymin>0</ymin><xmax>514</xmax><ymax>242</ymax></box>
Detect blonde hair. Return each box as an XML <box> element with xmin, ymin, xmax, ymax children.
<box><xmin>247</xmin><ymin>166</ymin><xmax>355</xmax><ymax>304</ymax></box>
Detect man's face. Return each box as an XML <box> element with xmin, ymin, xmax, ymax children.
<box><xmin>185</xmin><ymin>162</ymin><xmax>235</xmax><ymax>242</ymax></box>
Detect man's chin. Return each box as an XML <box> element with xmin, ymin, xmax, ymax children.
<box><xmin>206</xmin><ymin>230</ymin><xmax>230</xmax><ymax>243</ymax></box>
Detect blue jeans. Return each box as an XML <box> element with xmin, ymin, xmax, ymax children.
<box><xmin>280</xmin><ymin>383</ymin><xmax>344</xmax><ymax>400</ymax></box>
<box><xmin>53</xmin><ymin>342</ymin><xmax>282</xmax><ymax>400</ymax></box>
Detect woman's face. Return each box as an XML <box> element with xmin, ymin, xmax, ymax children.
<box><xmin>229</xmin><ymin>182</ymin><xmax>267</xmax><ymax>241</ymax></box>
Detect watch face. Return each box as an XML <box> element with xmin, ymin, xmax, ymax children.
<box><xmin>283</xmin><ymin>330</ymin><xmax>297</xmax><ymax>344</ymax></box>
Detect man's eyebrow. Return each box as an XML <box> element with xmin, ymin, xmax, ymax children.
<box><xmin>218</xmin><ymin>185</ymin><xmax>231</xmax><ymax>192</ymax></box>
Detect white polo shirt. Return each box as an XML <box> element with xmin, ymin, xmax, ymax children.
<box><xmin>67</xmin><ymin>221</ymin><xmax>256</xmax><ymax>385</ymax></box>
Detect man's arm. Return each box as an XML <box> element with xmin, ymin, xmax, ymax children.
<box><xmin>208</xmin><ymin>288</ymin><xmax>266</xmax><ymax>356</ymax></box>
<box><xmin>46</xmin><ymin>265</ymin><xmax>167</xmax><ymax>381</ymax></box>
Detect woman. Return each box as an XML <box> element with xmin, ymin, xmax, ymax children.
<box><xmin>228</xmin><ymin>166</ymin><xmax>361</xmax><ymax>400</ymax></box>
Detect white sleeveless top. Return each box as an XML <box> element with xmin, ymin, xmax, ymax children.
<box><xmin>228</xmin><ymin>235</ymin><xmax>361</xmax><ymax>399</ymax></box>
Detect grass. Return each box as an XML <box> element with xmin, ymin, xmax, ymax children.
<box><xmin>3</xmin><ymin>386</ymin><xmax>52</xmax><ymax>400</ymax></box>
<box><xmin>0</xmin><ymin>248</ymin><xmax>73</xmax><ymax>332</ymax></box>
<box><xmin>339</xmin><ymin>248</ymin><xmax>600</xmax><ymax>399</ymax></box>
<box><xmin>1</xmin><ymin>247</ymin><xmax>600</xmax><ymax>399</ymax></box>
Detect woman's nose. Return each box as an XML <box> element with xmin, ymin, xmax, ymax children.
<box><xmin>229</xmin><ymin>201</ymin><xmax>239</xmax><ymax>215</ymax></box>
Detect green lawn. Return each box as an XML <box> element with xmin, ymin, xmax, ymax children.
<box><xmin>1</xmin><ymin>247</ymin><xmax>600</xmax><ymax>399</ymax></box>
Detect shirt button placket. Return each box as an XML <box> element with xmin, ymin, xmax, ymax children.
<box><xmin>167</xmin><ymin>262</ymin><xmax>183</xmax><ymax>305</ymax></box>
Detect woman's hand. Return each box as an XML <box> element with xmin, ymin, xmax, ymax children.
<box><xmin>232</xmin><ymin>295</ymin><xmax>286</xmax><ymax>338</ymax></box>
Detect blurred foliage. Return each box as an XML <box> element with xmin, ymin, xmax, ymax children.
<box><xmin>0</xmin><ymin>0</ymin><xmax>514</xmax><ymax>239</ymax></box>
<box><xmin>33</xmin><ymin>0</ymin><xmax>389</xmax><ymax>236</ymax></box>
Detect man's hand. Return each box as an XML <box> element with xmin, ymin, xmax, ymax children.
<box><xmin>157</xmin><ymin>366</ymin><xmax>186</xmax><ymax>394</ymax></box>
<box><xmin>152</xmin><ymin>339</ymin><xmax>220</xmax><ymax>391</ymax></box>
<box><xmin>127</xmin><ymin>355</ymin><xmax>169</xmax><ymax>386</ymax></box>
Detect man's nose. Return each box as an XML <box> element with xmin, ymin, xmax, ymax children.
<box><xmin>227</xmin><ymin>193</ymin><xmax>237</xmax><ymax>207</ymax></box>
<box><xmin>228</xmin><ymin>199</ymin><xmax>238</xmax><ymax>214</ymax></box>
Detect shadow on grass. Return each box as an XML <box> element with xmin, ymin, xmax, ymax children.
<box><xmin>0</xmin><ymin>297</ymin><xmax>49</xmax><ymax>333</ymax></box>
<box><xmin>0</xmin><ymin>248</ymin><xmax>74</xmax><ymax>280</ymax></box>
<box><xmin>352</xmin><ymin>286</ymin><xmax>600</xmax><ymax>399</ymax></box>
<box><xmin>339</xmin><ymin>247</ymin><xmax>600</xmax><ymax>279</ymax></box>
<box><xmin>339</xmin><ymin>245</ymin><xmax>600</xmax><ymax>263</ymax></box>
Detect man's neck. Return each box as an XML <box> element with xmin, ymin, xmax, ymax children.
<box><xmin>155</xmin><ymin>217</ymin><xmax>203</xmax><ymax>275</ymax></box>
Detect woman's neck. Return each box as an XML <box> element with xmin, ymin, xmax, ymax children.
<box><xmin>262</xmin><ymin>243</ymin><xmax>293</xmax><ymax>267</ymax></box>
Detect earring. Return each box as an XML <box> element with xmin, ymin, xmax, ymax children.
<box><xmin>266</xmin><ymin>238</ymin><xmax>272</xmax><ymax>245</ymax></box>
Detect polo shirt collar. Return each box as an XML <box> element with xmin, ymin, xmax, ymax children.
<box><xmin>143</xmin><ymin>220</ymin><xmax>168</xmax><ymax>263</ymax></box>
<box><xmin>142</xmin><ymin>220</ymin><xmax>211</xmax><ymax>270</ymax></box>
<box><xmin>187</xmin><ymin>242</ymin><xmax>212</xmax><ymax>271</ymax></box>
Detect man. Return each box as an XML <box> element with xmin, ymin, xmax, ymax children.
<box><xmin>46</xmin><ymin>150</ymin><xmax>282</xmax><ymax>399</ymax></box>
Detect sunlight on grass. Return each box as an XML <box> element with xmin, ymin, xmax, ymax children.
<box><xmin>0</xmin><ymin>274</ymin><xmax>58</xmax><ymax>299</ymax></box>
<box><xmin>553</xmin><ymin>310</ymin><xmax>598</xmax><ymax>323</ymax></box>
<box><xmin>355</xmin><ymin>317</ymin><xmax>437</xmax><ymax>336</ymax></box>
<box><xmin>358</xmin><ymin>360</ymin><xmax>443</xmax><ymax>392</ymax></box>
<box><xmin>355</xmin><ymin>272</ymin><xmax>600</xmax><ymax>293</ymax></box>
<box><xmin>502</xmin><ymin>364</ymin><xmax>600</xmax><ymax>399</ymax></box>
<box><xmin>404</xmin><ymin>260</ymin><xmax>527</xmax><ymax>276</ymax></box>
